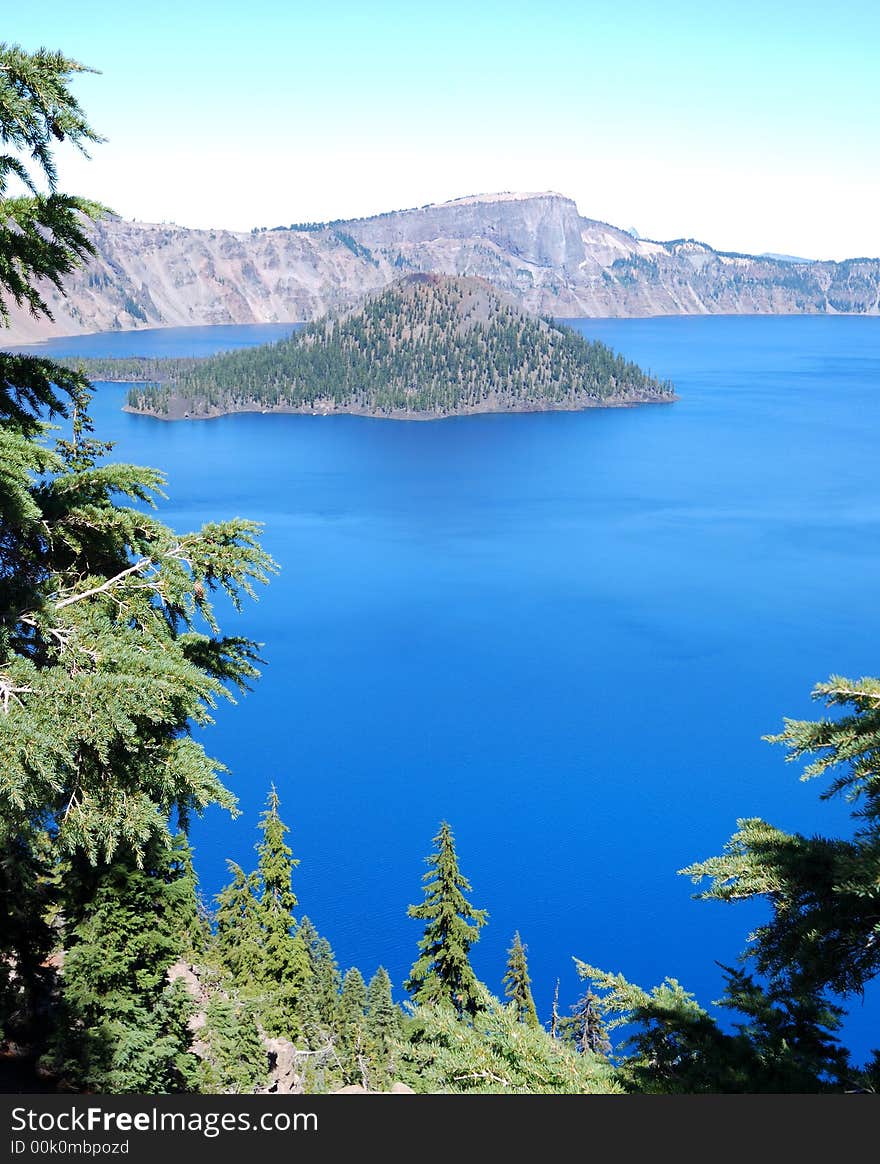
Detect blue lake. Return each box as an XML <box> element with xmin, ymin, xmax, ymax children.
<box><xmin>20</xmin><ymin>315</ymin><xmax>880</xmax><ymax>1063</ymax></box>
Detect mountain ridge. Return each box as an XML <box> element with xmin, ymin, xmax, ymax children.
<box><xmin>4</xmin><ymin>192</ymin><xmax>879</xmax><ymax>343</ymax></box>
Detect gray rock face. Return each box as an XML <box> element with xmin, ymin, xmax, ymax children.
<box><xmin>5</xmin><ymin>191</ymin><xmax>879</xmax><ymax>342</ymax></box>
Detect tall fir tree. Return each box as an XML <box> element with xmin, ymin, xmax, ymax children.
<box><xmin>336</xmin><ymin>968</ymin><xmax>368</xmax><ymax>1086</ymax></box>
<box><xmin>502</xmin><ymin>932</ymin><xmax>539</xmax><ymax>1027</ymax></box>
<box><xmin>214</xmin><ymin>789</ymin><xmax>303</xmax><ymax>1036</ymax></box>
<box><xmin>405</xmin><ymin>821</ymin><xmax>488</xmax><ymax>1019</ymax></box>
<box><xmin>364</xmin><ymin>967</ymin><xmax>404</xmax><ymax>1090</ymax></box>
<box><xmin>254</xmin><ymin>786</ymin><xmax>300</xmax><ymax>1034</ymax></box>
<box><xmin>257</xmin><ymin>787</ymin><xmax>298</xmax><ymax>911</ymax></box>
<box><xmin>294</xmin><ymin>918</ymin><xmax>341</xmax><ymax>1047</ymax></box>
<box><xmin>215</xmin><ymin>861</ymin><xmax>263</xmax><ymax>987</ymax></box>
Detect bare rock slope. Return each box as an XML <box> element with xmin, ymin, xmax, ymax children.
<box><xmin>5</xmin><ymin>192</ymin><xmax>879</xmax><ymax>342</ymax></box>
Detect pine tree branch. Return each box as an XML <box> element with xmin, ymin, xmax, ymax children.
<box><xmin>821</xmin><ymin>686</ymin><xmax>880</xmax><ymax>705</ymax></box>
<box><xmin>50</xmin><ymin>539</ymin><xmax>195</xmax><ymax>610</ymax></box>
<box><xmin>453</xmin><ymin>1070</ymin><xmax>511</xmax><ymax>1087</ymax></box>
<box><xmin>53</xmin><ymin>556</ymin><xmax>153</xmax><ymax>608</ymax></box>
<box><xmin>0</xmin><ymin>674</ymin><xmax>33</xmax><ymax>712</ymax></box>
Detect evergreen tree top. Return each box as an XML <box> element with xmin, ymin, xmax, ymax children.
<box><xmin>406</xmin><ymin>821</ymin><xmax>488</xmax><ymax>1018</ymax></box>
<box><xmin>256</xmin><ymin>784</ymin><xmax>299</xmax><ymax>914</ymax></box>
<box><xmin>0</xmin><ymin>42</ymin><xmax>107</xmax><ymax>324</ymax></box>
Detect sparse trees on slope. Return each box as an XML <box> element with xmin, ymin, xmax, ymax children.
<box><xmin>405</xmin><ymin>821</ymin><xmax>488</xmax><ymax>1019</ymax></box>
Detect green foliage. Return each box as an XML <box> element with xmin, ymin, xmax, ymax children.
<box><xmin>0</xmin><ymin>48</ymin><xmax>275</xmax><ymax>1094</ymax></box>
<box><xmin>364</xmin><ymin>967</ymin><xmax>404</xmax><ymax>1090</ymax></box>
<box><xmin>401</xmin><ymin>989</ymin><xmax>621</xmax><ymax>1094</ymax></box>
<box><xmin>502</xmin><ymin>931</ymin><xmax>539</xmax><ymax>1027</ymax></box>
<box><xmin>336</xmin><ymin>968</ymin><xmax>368</xmax><ymax>1085</ymax></box>
<box><xmin>574</xmin><ymin>673</ymin><xmax>880</xmax><ymax>1092</ymax></box>
<box><xmin>556</xmin><ymin>985</ymin><xmax>611</xmax><ymax>1057</ymax></box>
<box><xmin>575</xmin><ymin>960</ymin><xmax>848</xmax><ymax>1093</ymax></box>
<box><xmin>0</xmin><ymin>43</ymin><xmax>106</xmax><ymax>324</ymax></box>
<box><xmin>1</xmin><ymin>196</ymin><xmax>276</xmax><ymax>862</ymax></box>
<box><xmin>256</xmin><ymin>784</ymin><xmax>299</xmax><ymax>961</ymax></box>
<box><xmin>215</xmin><ymin>861</ymin><xmax>263</xmax><ymax>983</ymax></box>
<box><xmin>0</xmin><ymin>822</ymin><xmax>55</xmax><ymax>1041</ymax></box>
<box><xmin>575</xmin><ymin>961</ymin><xmax>733</xmax><ymax>1093</ymax></box>
<box><xmin>214</xmin><ymin>788</ymin><xmax>304</xmax><ymax>1036</ymax></box>
<box><xmin>47</xmin><ymin>837</ymin><xmax>200</xmax><ymax>1093</ymax></box>
<box><xmin>295</xmin><ymin>919</ymin><xmax>341</xmax><ymax>1046</ymax></box>
<box><xmin>122</xmin><ymin>275</ymin><xmax>674</xmax><ymax>419</ymax></box>
<box><xmin>406</xmin><ymin>821</ymin><xmax>488</xmax><ymax>1019</ymax></box>
<box><xmin>682</xmin><ymin>676</ymin><xmax>880</xmax><ymax>998</ymax></box>
<box><xmin>212</xmin><ymin>796</ymin><xmax>339</xmax><ymax>1047</ymax></box>
<box><xmin>196</xmin><ymin>995</ymin><xmax>268</xmax><ymax>1094</ymax></box>
<box><xmin>0</xmin><ymin>373</ymin><xmax>276</xmax><ymax>862</ymax></box>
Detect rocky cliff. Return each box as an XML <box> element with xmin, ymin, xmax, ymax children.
<box><xmin>5</xmin><ymin>192</ymin><xmax>879</xmax><ymax>342</ymax></box>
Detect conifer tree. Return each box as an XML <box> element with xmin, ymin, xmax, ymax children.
<box><xmin>257</xmin><ymin>785</ymin><xmax>299</xmax><ymax>915</ymax></box>
<box><xmin>294</xmin><ymin>919</ymin><xmax>341</xmax><ymax>1045</ymax></box>
<box><xmin>575</xmin><ymin>959</ymin><xmax>847</xmax><ymax>1093</ymax></box>
<box><xmin>557</xmin><ymin>986</ymin><xmax>612</xmax><ymax>1057</ymax></box>
<box><xmin>364</xmin><ymin>967</ymin><xmax>404</xmax><ymax>1089</ymax></box>
<box><xmin>336</xmin><ymin>968</ymin><xmax>368</xmax><ymax>1085</ymax></box>
<box><xmin>215</xmin><ymin>861</ymin><xmax>263</xmax><ymax>987</ymax></box>
<box><xmin>0</xmin><ymin>43</ymin><xmax>104</xmax><ymax>328</ymax></box>
<box><xmin>502</xmin><ymin>931</ymin><xmax>539</xmax><ymax>1027</ymax></box>
<box><xmin>255</xmin><ymin>785</ymin><xmax>299</xmax><ymax>976</ymax></box>
<box><xmin>48</xmin><ymin>838</ymin><xmax>199</xmax><ymax>1093</ymax></box>
<box><xmin>196</xmin><ymin>995</ymin><xmax>268</xmax><ymax>1094</ymax></box>
<box><xmin>214</xmin><ymin>790</ymin><xmax>304</xmax><ymax>1035</ymax></box>
<box><xmin>0</xmin><ymin>43</ymin><xmax>272</xmax><ymax>1074</ymax></box>
<box><xmin>406</xmin><ymin>821</ymin><xmax>488</xmax><ymax>1018</ymax></box>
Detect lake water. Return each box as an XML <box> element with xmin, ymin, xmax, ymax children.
<box><xmin>19</xmin><ymin>316</ymin><xmax>880</xmax><ymax>1064</ymax></box>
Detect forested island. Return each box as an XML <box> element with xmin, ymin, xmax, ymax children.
<box><xmin>109</xmin><ymin>275</ymin><xmax>674</xmax><ymax>420</ymax></box>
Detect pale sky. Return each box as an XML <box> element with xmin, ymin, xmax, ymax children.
<box><xmin>11</xmin><ymin>0</ymin><xmax>880</xmax><ymax>260</ymax></box>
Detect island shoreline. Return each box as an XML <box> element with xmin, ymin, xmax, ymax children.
<box><xmin>123</xmin><ymin>393</ymin><xmax>678</xmax><ymax>423</ymax></box>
